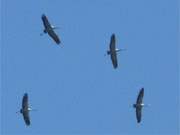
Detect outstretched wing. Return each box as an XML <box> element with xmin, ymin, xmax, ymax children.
<box><xmin>136</xmin><ymin>107</ymin><xmax>142</xmax><ymax>123</ymax></box>
<box><xmin>109</xmin><ymin>34</ymin><xmax>118</xmax><ymax>68</ymax></box>
<box><xmin>41</xmin><ymin>14</ymin><xmax>51</xmax><ymax>30</ymax></box>
<box><xmin>110</xmin><ymin>51</ymin><xmax>118</xmax><ymax>68</ymax></box>
<box><xmin>136</xmin><ymin>88</ymin><xmax>144</xmax><ymax>104</ymax></box>
<box><xmin>48</xmin><ymin>30</ymin><xmax>61</xmax><ymax>44</ymax></box>
<box><xmin>23</xmin><ymin>111</ymin><xmax>30</xmax><ymax>126</ymax></box>
<box><xmin>109</xmin><ymin>34</ymin><xmax>116</xmax><ymax>51</ymax></box>
<box><xmin>22</xmin><ymin>93</ymin><xmax>28</xmax><ymax>110</ymax></box>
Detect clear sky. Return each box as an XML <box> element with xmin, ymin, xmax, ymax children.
<box><xmin>1</xmin><ymin>0</ymin><xmax>179</xmax><ymax>134</ymax></box>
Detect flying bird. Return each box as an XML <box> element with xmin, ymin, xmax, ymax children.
<box><xmin>19</xmin><ymin>93</ymin><xmax>32</xmax><ymax>126</ymax></box>
<box><xmin>41</xmin><ymin>14</ymin><xmax>61</xmax><ymax>44</ymax></box>
<box><xmin>133</xmin><ymin>88</ymin><xmax>145</xmax><ymax>123</ymax></box>
<box><xmin>107</xmin><ymin>34</ymin><xmax>125</xmax><ymax>69</ymax></box>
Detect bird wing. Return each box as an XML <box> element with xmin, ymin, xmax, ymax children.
<box><xmin>136</xmin><ymin>106</ymin><xmax>142</xmax><ymax>123</ymax></box>
<box><xmin>136</xmin><ymin>88</ymin><xmax>144</xmax><ymax>104</ymax></box>
<box><xmin>23</xmin><ymin>111</ymin><xmax>30</xmax><ymax>126</ymax></box>
<box><xmin>41</xmin><ymin>14</ymin><xmax>51</xmax><ymax>30</ymax></box>
<box><xmin>22</xmin><ymin>93</ymin><xmax>28</xmax><ymax>110</ymax></box>
<box><xmin>110</xmin><ymin>51</ymin><xmax>118</xmax><ymax>68</ymax></box>
<box><xmin>48</xmin><ymin>30</ymin><xmax>61</xmax><ymax>44</ymax></box>
<box><xmin>109</xmin><ymin>34</ymin><xmax>118</xmax><ymax>68</ymax></box>
<box><xmin>109</xmin><ymin>34</ymin><xmax>116</xmax><ymax>52</ymax></box>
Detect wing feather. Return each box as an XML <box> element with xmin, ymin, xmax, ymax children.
<box><xmin>23</xmin><ymin>111</ymin><xmax>30</xmax><ymax>126</ymax></box>
<box><xmin>48</xmin><ymin>30</ymin><xmax>61</xmax><ymax>44</ymax></box>
<box><xmin>41</xmin><ymin>14</ymin><xmax>51</xmax><ymax>29</ymax></box>
<box><xmin>111</xmin><ymin>52</ymin><xmax>118</xmax><ymax>68</ymax></box>
<box><xmin>136</xmin><ymin>107</ymin><xmax>142</xmax><ymax>123</ymax></box>
<box><xmin>110</xmin><ymin>34</ymin><xmax>116</xmax><ymax>51</ymax></box>
<box><xmin>136</xmin><ymin>88</ymin><xmax>144</xmax><ymax>104</ymax></box>
<box><xmin>22</xmin><ymin>93</ymin><xmax>28</xmax><ymax>110</ymax></box>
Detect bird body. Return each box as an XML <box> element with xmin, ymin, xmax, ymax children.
<box><xmin>107</xmin><ymin>34</ymin><xmax>126</xmax><ymax>69</ymax></box>
<box><xmin>41</xmin><ymin>14</ymin><xmax>61</xmax><ymax>44</ymax></box>
<box><xmin>107</xmin><ymin>34</ymin><xmax>118</xmax><ymax>69</ymax></box>
<box><xmin>19</xmin><ymin>93</ymin><xmax>31</xmax><ymax>126</ymax></box>
<box><xmin>133</xmin><ymin>88</ymin><xmax>145</xmax><ymax>123</ymax></box>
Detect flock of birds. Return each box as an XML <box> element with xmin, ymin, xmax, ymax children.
<box><xmin>17</xmin><ymin>14</ymin><xmax>148</xmax><ymax>126</ymax></box>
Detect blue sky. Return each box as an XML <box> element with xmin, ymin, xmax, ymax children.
<box><xmin>1</xmin><ymin>0</ymin><xmax>179</xmax><ymax>134</ymax></box>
